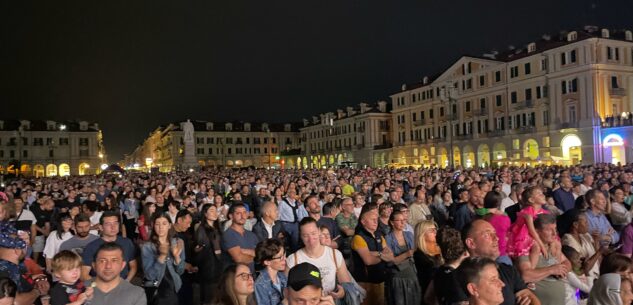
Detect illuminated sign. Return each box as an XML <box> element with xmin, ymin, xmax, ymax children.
<box><xmin>603</xmin><ymin>134</ymin><xmax>624</xmax><ymax>147</ymax></box>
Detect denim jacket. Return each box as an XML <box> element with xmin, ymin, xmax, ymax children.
<box><xmin>385</xmin><ymin>230</ymin><xmax>414</xmax><ymax>256</ymax></box>
<box><xmin>254</xmin><ymin>270</ymin><xmax>287</xmax><ymax>305</ymax></box>
<box><xmin>141</xmin><ymin>238</ymin><xmax>186</xmax><ymax>292</ymax></box>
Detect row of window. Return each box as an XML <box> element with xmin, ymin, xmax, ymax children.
<box><xmin>305</xmin><ymin>121</ymin><xmax>387</xmax><ymax>140</ymax></box>
<box><xmin>0</xmin><ymin>148</ymin><xmax>90</xmax><ymax>158</ymax></box>
<box><xmin>310</xmin><ymin>137</ymin><xmax>359</xmax><ymax>151</ymax></box>
<box><xmin>194</xmin><ymin>147</ymin><xmax>278</xmax><ymax>156</ymax></box>
<box><xmin>0</xmin><ymin>137</ymin><xmax>76</xmax><ymax>146</ymax></box>
<box><xmin>193</xmin><ymin>137</ymin><xmax>284</xmax><ymax>145</ymax></box>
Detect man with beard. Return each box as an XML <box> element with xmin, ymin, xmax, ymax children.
<box><xmin>223</xmin><ymin>203</ymin><xmax>259</xmax><ymax>272</ymax></box>
<box><xmin>89</xmin><ymin>242</ymin><xmax>146</xmax><ymax>305</ymax></box>
<box><xmin>306</xmin><ymin>196</ymin><xmax>339</xmax><ymax>249</ymax></box>
<box><xmin>59</xmin><ymin>214</ymin><xmax>99</xmax><ymax>256</ymax></box>
<box><xmin>0</xmin><ymin>222</ymin><xmax>50</xmax><ymax>305</ymax></box>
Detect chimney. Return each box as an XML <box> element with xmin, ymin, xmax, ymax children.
<box><xmin>206</xmin><ymin>122</ymin><xmax>214</xmax><ymax>131</ymax></box>
<box><xmin>336</xmin><ymin>109</ymin><xmax>345</xmax><ymax>119</ymax></box>
<box><xmin>527</xmin><ymin>42</ymin><xmax>536</xmax><ymax>53</ymax></box>
<box><xmin>422</xmin><ymin>76</ymin><xmax>429</xmax><ymax>85</ymax></box>
<box><xmin>601</xmin><ymin>28</ymin><xmax>610</xmax><ymax>38</ymax></box>
<box><xmin>401</xmin><ymin>84</ymin><xmax>407</xmax><ymax>91</ymax></box>
<box><xmin>377</xmin><ymin>101</ymin><xmax>387</xmax><ymax>113</ymax></box>
<box><xmin>312</xmin><ymin>116</ymin><xmax>319</xmax><ymax>124</ymax></box>
<box><xmin>302</xmin><ymin>119</ymin><xmax>309</xmax><ymax>126</ymax></box>
<box><xmin>359</xmin><ymin>103</ymin><xmax>369</xmax><ymax>114</ymax></box>
<box><xmin>346</xmin><ymin>106</ymin><xmax>356</xmax><ymax>117</ymax></box>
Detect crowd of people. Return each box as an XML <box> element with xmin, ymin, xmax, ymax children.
<box><xmin>1</xmin><ymin>163</ymin><xmax>633</xmax><ymax>305</ymax></box>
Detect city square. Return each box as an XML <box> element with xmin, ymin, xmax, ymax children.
<box><xmin>3</xmin><ymin>2</ymin><xmax>633</xmax><ymax>305</ymax></box>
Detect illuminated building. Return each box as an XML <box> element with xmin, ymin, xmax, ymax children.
<box><xmin>126</xmin><ymin>120</ymin><xmax>302</xmax><ymax>171</ymax></box>
<box><xmin>0</xmin><ymin>120</ymin><xmax>106</xmax><ymax>176</ymax></box>
<box><xmin>299</xmin><ymin>101</ymin><xmax>392</xmax><ymax>168</ymax></box>
<box><xmin>390</xmin><ymin>26</ymin><xmax>633</xmax><ymax>167</ymax></box>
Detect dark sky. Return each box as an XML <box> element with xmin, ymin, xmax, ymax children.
<box><xmin>3</xmin><ymin>1</ymin><xmax>633</xmax><ymax>161</ymax></box>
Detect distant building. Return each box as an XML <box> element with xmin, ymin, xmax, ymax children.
<box><xmin>299</xmin><ymin>101</ymin><xmax>392</xmax><ymax>168</ymax></box>
<box><xmin>125</xmin><ymin>120</ymin><xmax>302</xmax><ymax>171</ymax></box>
<box><xmin>0</xmin><ymin>120</ymin><xmax>106</xmax><ymax>176</ymax></box>
<box><xmin>389</xmin><ymin>26</ymin><xmax>633</xmax><ymax>167</ymax></box>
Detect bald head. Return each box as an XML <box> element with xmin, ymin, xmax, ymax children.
<box><xmin>261</xmin><ymin>201</ymin><xmax>278</xmax><ymax>221</ymax></box>
<box><xmin>462</xmin><ymin>219</ymin><xmax>500</xmax><ymax>260</ymax></box>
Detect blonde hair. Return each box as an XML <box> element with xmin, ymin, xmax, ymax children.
<box><xmin>414</xmin><ymin>220</ymin><xmax>442</xmax><ymax>262</ymax></box>
<box><xmin>51</xmin><ymin>250</ymin><xmax>82</xmax><ymax>273</ymax></box>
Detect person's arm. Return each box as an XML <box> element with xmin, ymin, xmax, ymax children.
<box><xmin>227</xmin><ymin>246</ymin><xmax>255</xmax><ymax>264</ymax></box>
<box><xmin>517</xmin><ymin>256</ymin><xmax>567</xmax><ymax>283</ymax></box>
<box><xmin>141</xmin><ymin>246</ymin><xmax>165</xmax><ymax>282</ymax></box>
<box><xmin>14</xmin><ymin>289</ymin><xmax>41</xmax><ymax>305</ymax></box>
<box><xmin>424</xmin><ymin>280</ymin><xmax>439</xmax><ymax>305</ymax></box>
<box><xmin>29</xmin><ymin>223</ymin><xmax>37</xmax><ymax>245</ymax></box>
<box><xmin>127</xmin><ymin>259</ymin><xmax>138</xmax><ymax>281</ymax></box>
<box><xmin>524</xmin><ymin>214</ymin><xmax>546</xmax><ymax>257</ymax></box>
<box><xmin>515</xmin><ymin>289</ymin><xmax>541</xmax><ymax>305</ymax></box>
<box><xmin>81</xmin><ymin>266</ymin><xmax>92</xmax><ymax>281</ymax></box>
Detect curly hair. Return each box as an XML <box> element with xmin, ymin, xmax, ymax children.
<box><xmin>437</xmin><ymin>227</ymin><xmax>466</xmax><ymax>263</ymax></box>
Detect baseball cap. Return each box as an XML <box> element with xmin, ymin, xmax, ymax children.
<box><xmin>287</xmin><ymin>263</ymin><xmax>322</xmax><ymax>291</ymax></box>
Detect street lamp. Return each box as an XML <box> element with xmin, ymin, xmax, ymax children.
<box><xmin>440</xmin><ymin>83</ymin><xmax>458</xmax><ymax>169</ymax></box>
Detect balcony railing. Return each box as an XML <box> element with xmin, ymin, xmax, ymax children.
<box><xmin>515</xmin><ymin>100</ymin><xmax>534</xmax><ymax>109</ymax></box>
<box><xmin>373</xmin><ymin>143</ymin><xmax>393</xmax><ymax>150</ymax></box>
<box><xmin>560</xmin><ymin>122</ymin><xmax>579</xmax><ymax>129</ymax></box>
<box><xmin>515</xmin><ymin>126</ymin><xmax>536</xmax><ymax>134</ymax></box>
<box><xmin>454</xmin><ymin>134</ymin><xmax>473</xmax><ymax>140</ymax></box>
<box><xmin>428</xmin><ymin>137</ymin><xmax>446</xmax><ymax>143</ymax></box>
<box><xmin>602</xmin><ymin>114</ymin><xmax>633</xmax><ymax>128</ymax></box>
<box><xmin>477</xmin><ymin>108</ymin><xmax>488</xmax><ymax>116</ymax></box>
<box><xmin>610</xmin><ymin>88</ymin><xmax>626</xmax><ymax>96</ymax></box>
<box><xmin>489</xmin><ymin>129</ymin><xmax>506</xmax><ymax>137</ymax></box>
<box><xmin>413</xmin><ymin>119</ymin><xmax>426</xmax><ymax>127</ymax></box>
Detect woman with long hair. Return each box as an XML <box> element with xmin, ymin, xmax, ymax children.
<box><xmin>413</xmin><ymin>220</ymin><xmax>443</xmax><ymax>304</ymax></box>
<box><xmin>141</xmin><ymin>213</ymin><xmax>185</xmax><ymax>305</ymax></box>
<box><xmin>286</xmin><ymin>217</ymin><xmax>351</xmax><ymax>300</ymax></box>
<box><xmin>195</xmin><ymin>204</ymin><xmax>224</xmax><ymax>304</ymax></box>
<box><xmin>209</xmin><ymin>263</ymin><xmax>255</xmax><ymax>305</ymax></box>
<box><xmin>385</xmin><ymin>210</ymin><xmax>421</xmax><ymax>305</ymax></box>
<box><xmin>138</xmin><ymin>202</ymin><xmax>158</xmax><ymax>242</ymax></box>
<box><xmin>43</xmin><ymin>212</ymin><xmax>74</xmax><ymax>273</ymax></box>
<box><xmin>455</xmin><ymin>257</ymin><xmax>505</xmax><ymax>305</ymax></box>
<box><xmin>214</xmin><ymin>194</ymin><xmax>229</xmax><ymax>222</ymax></box>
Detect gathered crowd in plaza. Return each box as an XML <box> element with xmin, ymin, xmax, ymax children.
<box><xmin>1</xmin><ymin>163</ymin><xmax>633</xmax><ymax>305</ymax></box>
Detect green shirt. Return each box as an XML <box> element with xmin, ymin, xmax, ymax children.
<box><xmin>336</xmin><ymin>213</ymin><xmax>358</xmax><ymax>236</ymax></box>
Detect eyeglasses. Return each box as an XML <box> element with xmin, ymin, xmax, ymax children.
<box><xmin>236</xmin><ymin>272</ymin><xmax>254</xmax><ymax>281</ymax></box>
<box><xmin>271</xmin><ymin>254</ymin><xmax>286</xmax><ymax>261</ymax></box>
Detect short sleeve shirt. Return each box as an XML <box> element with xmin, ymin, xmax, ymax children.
<box><xmin>82</xmin><ymin>236</ymin><xmax>136</xmax><ymax>278</ymax></box>
<box><xmin>222</xmin><ymin>227</ymin><xmax>259</xmax><ymax>271</ymax></box>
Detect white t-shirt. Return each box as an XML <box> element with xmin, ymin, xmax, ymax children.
<box><xmin>43</xmin><ymin>231</ymin><xmax>74</xmax><ymax>259</ymax></box>
<box><xmin>89</xmin><ymin>211</ymin><xmax>103</xmax><ymax>236</ymax></box>
<box><xmin>500</xmin><ymin>197</ymin><xmax>517</xmax><ymax>212</ymax></box>
<box><xmin>15</xmin><ymin>209</ymin><xmax>37</xmax><ymax>225</ymax></box>
<box><xmin>287</xmin><ymin>246</ymin><xmax>343</xmax><ymax>294</ymax></box>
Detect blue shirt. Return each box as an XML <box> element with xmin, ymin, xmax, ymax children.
<box><xmin>553</xmin><ymin>188</ymin><xmax>575</xmax><ymax>213</ymax></box>
<box><xmin>254</xmin><ymin>270</ymin><xmax>287</xmax><ymax>305</ymax></box>
<box><xmin>82</xmin><ymin>236</ymin><xmax>136</xmax><ymax>278</ymax></box>
<box><xmin>585</xmin><ymin>209</ymin><xmax>620</xmax><ymax>244</ymax></box>
<box><xmin>278</xmin><ymin>198</ymin><xmax>308</xmax><ymax>223</ymax></box>
<box><xmin>222</xmin><ymin>227</ymin><xmax>259</xmax><ymax>272</ymax></box>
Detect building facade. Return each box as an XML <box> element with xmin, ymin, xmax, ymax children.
<box><xmin>125</xmin><ymin>120</ymin><xmax>302</xmax><ymax>171</ymax></box>
<box><xmin>0</xmin><ymin>120</ymin><xmax>106</xmax><ymax>176</ymax></box>
<box><xmin>299</xmin><ymin>101</ymin><xmax>392</xmax><ymax>168</ymax></box>
<box><xmin>388</xmin><ymin>26</ymin><xmax>633</xmax><ymax>168</ymax></box>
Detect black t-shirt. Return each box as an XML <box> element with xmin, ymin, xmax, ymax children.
<box><xmin>50</xmin><ymin>280</ymin><xmax>85</xmax><ymax>305</ymax></box>
<box><xmin>176</xmin><ymin>231</ymin><xmax>194</xmax><ymax>264</ymax></box>
<box><xmin>434</xmin><ymin>265</ymin><xmax>465</xmax><ymax>305</ymax></box>
<box><xmin>31</xmin><ymin>204</ymin><xmax>52</xmax><ymax>236</ymax></box>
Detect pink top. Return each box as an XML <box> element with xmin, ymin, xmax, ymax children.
<box><xmin>506</xmin><ymin>206</ymin><xmax>549</xmax><ymax>258</ymax></box>
<box><xmin>487</xmin><ymin>214</ymin><xmax>511</xmax><ymax>256</ymax></box>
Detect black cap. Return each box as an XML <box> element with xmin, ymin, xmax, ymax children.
<box><xmin>287</xmin><ymin>263</ymin><xmax>322</xmax><ymax>291</ymax></box>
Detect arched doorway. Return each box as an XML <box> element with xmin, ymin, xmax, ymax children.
<box><xmin>493</xmin><ymin>143</ymin><xmax>507</xmax><ymax>165</ymax></box>
<box><xmin>59</xmin><ymin>164</ymin><xmax>70</xmax><ymax>176</ymax></box>
<box><xmin>226</xmin><ymin>160</ymin><xmax>234</xmax><ymax>167</ymax></box>
<box><xmin>603</xmin><ymin>134</ymin><xmax>626</xmax><ymax>164</ymax></box>
<box><xmin>328</xmin><ymin>155</ymin><xmax>335</xmax><ymax>166</ymax></box>
<box><xmin>523</xmin><ymin>139</ymin><xmax>540</xmax><ymax>160</ymax></box>
<box><xmin>397</xmin><ymin>150</ymin><xmax>406</xmax><ymax>165</ymax></box>
<box><xmin>302</xmin><ymin>157</ymin><xmax>308</xmax><ymax>169</ymax></box>
<box><xmin>477</xmin><ymin>144</ymin><xmax>490</xmax><ymax>168</ymax></box>
<box><xmin>420</xmin><ymin>149</ymin><xmax>430</xmax><ymax>167</ymax></box>
<box><xmin>78</xmin><ymin>163</ymin><xmax>91</xmax><ymax>175</ymax></box>
<box><xmin>244</xmin><ymin>160</ymin><xmax>253</xmax><ymax>167</ymax></box>
<box><xmin>561</xmin><ymin>134</ymin><xmax>582</xmax><ymax>164</ymax></box>
<box><xmin>33</xmin><ymin>164</ymin><xmax>45</xmax><ymax>177</ymax></box>
<box><xmin>462</xmin><ymin>145</ymin><xmax>475</xmax><ymax>168</ymax></box>
<box><xmin>20</xmin><ymin>164</ymin><xmax>32</xmax><ymax>176</ymax></box>
<box><xmin>452</xmin><ymin>146</ymin><xmax>461</xmax><ymax>167</ymax></box>
<box><xmin>46</xmin><ymin>164</ymin><xmax>58</xmax><ymax>177</ymax></box>
<box><xmin>235</xmin><ymin>160</ymin><xmax>243</xmax><ymax>167</ymax></box>
<box><xmin>438</xmin><ymin>147</ymin><xmax>448</xmax><ymax>168</ymax></box>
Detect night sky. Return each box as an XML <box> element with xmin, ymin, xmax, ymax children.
<box><xmin>3</xmin><ymin>1</ymin><xmax>633</xmax><ymax>161</ymax></box>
